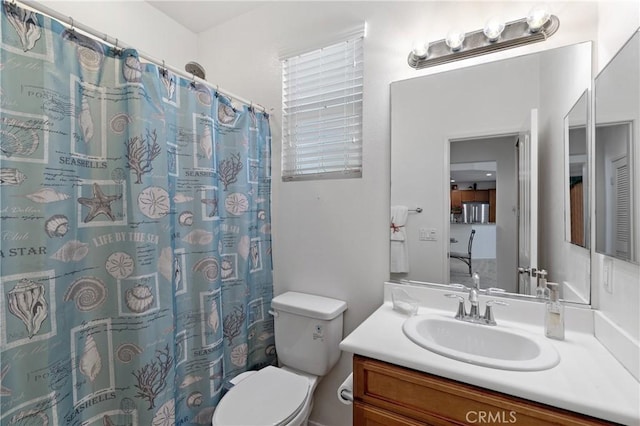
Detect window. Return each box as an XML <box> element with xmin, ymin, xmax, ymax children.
<box><xmin>281</xmin><ymin>35</ymin><xmax>364</xmax><ymax>181</ymax></box>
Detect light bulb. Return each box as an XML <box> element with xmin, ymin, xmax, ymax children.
<box><xmin>527</xmin><ymin>5</ymin><xmax>551</xmax><ymax>33</ymax></box>
<box><xmin>411</xmin><ymin>40</ymin><xmax>429</xmax><ymax>59</ymax></box>
<box><xmin>445</xmin><ymin>30</ymin><xmax>465</xmax><ymax>52</ymax></box>
<box><xmin>483</xmin><ymin>16</ymin><xmax>505</xmax><ymax>42</ymax></box>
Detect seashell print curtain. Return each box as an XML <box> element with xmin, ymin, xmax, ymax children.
<box><xmin>0</xmin><ymin>3</ymin><xmax>275</xmax><ymax>425</ymax></box>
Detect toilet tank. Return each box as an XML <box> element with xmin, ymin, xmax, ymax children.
<box><xmin>271</xmin><ymin>292</ymin><xmax>347</xmax><ymax>376</ymax></box>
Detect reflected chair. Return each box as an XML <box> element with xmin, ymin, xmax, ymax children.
<box><xmin>450</xmin><ymin>229</ymin><xmax>475</xmax><ymax>276</ymax></box>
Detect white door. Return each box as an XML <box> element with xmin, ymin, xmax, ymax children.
<box><xmin>517</xmin><ymin>109</ymin><xmax>539</xmax><ymax>295</ymax></box>
<box><xmin>612</xmin><ymin>156</ymin><xmax>631</xmax><ymax>259</ymax></box>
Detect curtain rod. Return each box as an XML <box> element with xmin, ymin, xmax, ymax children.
<box><xmin>15</xmin><ymin>0</ymin><xmax>267</xmax><ymax>113</ymax></box>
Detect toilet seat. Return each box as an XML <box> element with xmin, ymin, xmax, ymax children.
<box><xmin>212</xmin><ymin>366</ymin><xmax>311</xmax><ymax>426</ymax></box>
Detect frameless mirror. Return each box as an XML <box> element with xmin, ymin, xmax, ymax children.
<box><xmin>594</xmin><ymin>29</ymin><xmax>639</xmax><ymax>264</ymax></box>
<box><xmin>390</xmin><ymin>42</ymin><xmax>593</xmax><ymax>304</ymax></box>
<box><xmin>565</xmin><ymin>91</ymin><xmax>590</xmax><ymax>249</ymax></box>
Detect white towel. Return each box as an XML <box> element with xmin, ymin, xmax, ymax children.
<box><xmin>390</xmin><ymin>205</ymin><xmax>409</xmax><ymax>273</ymax></box>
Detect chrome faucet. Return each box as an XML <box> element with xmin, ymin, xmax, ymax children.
<box><xmin>468</xmin><ymin>272</ymin><xmax>481</xmax><ymax>319</ymax></box>
<box><xmin>445</xmin><ymin>273</ymin><xmax>508</xmax><ymax>326</ymax></box>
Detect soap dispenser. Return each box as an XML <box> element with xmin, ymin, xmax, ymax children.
<box><xmin>545</xmin><ymin>282</ymin><xmax>564</xmax><ymax>340</ymax></box>
<box><xmin>536</xmin><ymin>269</ymin><xmax>550</xmax><ymax>299</ymax></box>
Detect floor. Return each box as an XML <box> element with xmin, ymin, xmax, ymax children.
<box><xmin>450</xmin><ymin>258</ymin><xmax>497</xmax><ymax>288</ymax></box>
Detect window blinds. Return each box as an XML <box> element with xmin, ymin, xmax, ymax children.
<box><xmin>282</xmin><ymin>36</ymin><xmax>364</xmax><ymax>181</ymax></box>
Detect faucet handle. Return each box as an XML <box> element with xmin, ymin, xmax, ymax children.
<box><xmin>483</xmin><ymin>300</ymin><xmax>508</xmax><ymax>325</ymax></box>
<box><xmin>486</xmin><ymin>287</ymin><xmax>506</xmax><ymax>294</ymax></box>
<box><xmin>444</xmin><ymin>293</ymin><xmax>466</xmax><ymax>319</ymax></box>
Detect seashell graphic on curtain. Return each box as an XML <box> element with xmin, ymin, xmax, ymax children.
<box><xmin>125</xmin><ymin>284</ymin><xmax>155</xmax><ymax>313</ymax></box>
<box><xmin>187</xmin><ymin>391</ymin><xmax>203</xmax><ymax>408</ymax></box>
<box><xmin>218</xmin><ymin>103</ymin><xmax>236</xmax><ymax>124</ymax></box>
<box><xmin>0</xmin><ymin>117</ymin><xmax>40</xmax><ymax>158</ymax></box>
<box><xmin>199</xmin><ymin>125</ymin><xmax>213</xmax><ymax>160</ymax></box>
<box><xmin>159</xmin><ymin>69</ymin><xmax>176</xmax><ymax>100</ymax></box>
<box><xmin>7</xmin><ymin>279</ymin><xmax>48</xmax><ymax>338</ymax></box>
<box><xmin>62</xmin><ymin>30</ymin><xmax>105</xmax><ymax>71</ymax></box>
<box><xmin>182</xmin><ymin>229</ymin><xmax>214</xmax><ymax>245</ymax></box>
<box><xmin>157</xmin><ymin>247</ymin><xmax>173</xmax><ymax>282</ymax></box>
<box><xmin>192</xmin><ymin>257</ymin><xmax>219</xmax><ymax>282</ymax></box>
<box><xmin>78</xmin><ymin>96</ymin><xmax>94</xmax><ymax>143</ymax></box>
<box><xmin>178</xmin><ymin>211</ymin><xmax>194</xmax><ymax>226</ymax></box>
<box><xmin>3</xmin><ymin>2</ymin><xmax>41</xmax><ymax>52</ymax></box>
<box><xmin>208</xmin><ymin>300</ymin><xmax>219</xmax><ymax>333</ymax></box>
<box><xmin>44</xmin><ymin>214</ymin><xmax>69</xmax><ymax>238</ymax></box>
<box><xmin>110</xmin><ymin>113</ymin><xmax>132</xmax><ymax>134</ymax></box>
<box><xmin>23</xmin><ymin>187</ymin><xmax>71</xmax><ymax>203</ymax></box>
<box><xmin>0</xmin><ymin>167</ymin><xmax>27</xmax><ymax>185</ymax></box>
<box><xmin>63</xmin><ymin>276</ymin><xmax>107</xmax><ymax>312</ymax></box>
<box><xmin>179</xmin><ymin>374</ymin><xmax>202</xmax><ymax>389</ymax></box>
<box><xmin>116</xmin><ymin>342</ymin><xmax>143</xmax><ymax>363</ymax></box>
<box><xmin>79</xmin><ymin>334</ymin><xmax>102</xmax><ymax>383</ymax></box>
<box><xmin>123</xmin><ymin>53</ymin><xmax>143</xmax><ymax>83</ymax></box>
<box><xmin>50</xmin><ymin>240</ymin><xmax>90</xmax><ymax>262</ymax></box>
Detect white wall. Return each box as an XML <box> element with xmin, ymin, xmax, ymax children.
<box><xmin>196</xmin><ymin>2</ymin><xmax>606</xmax><ymax>425</ymax></box>
<box><xmin>592</xmin><ymin>2</ymin><xmax>640</xmax><ymax>350</ymax></box>
<box><xmin>37</xmin><ymin>1</ymin><xmax>198</xmax><ymax>69</ymax></box>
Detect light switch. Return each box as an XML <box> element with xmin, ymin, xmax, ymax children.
<box><xmin>419</xmin><ymin>228</ymin><xmax>437</xmax><ymax>241</ymax></box>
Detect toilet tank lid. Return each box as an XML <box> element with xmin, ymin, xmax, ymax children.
<box><xmin>272</xmin><ymin>292</ymin><xmax>347</xmax><ymax>320</ymax></box>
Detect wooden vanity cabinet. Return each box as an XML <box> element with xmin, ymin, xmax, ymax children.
<box><xmin>353</xmin><ymin>355</ymin><xmax>615</xmax><ymax>426</ymax></box>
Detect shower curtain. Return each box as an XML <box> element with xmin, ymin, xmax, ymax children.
<box><xmin>0</xmin><ymin>3</ymin><xmax>275</xmax><ymax>425</ymax></box>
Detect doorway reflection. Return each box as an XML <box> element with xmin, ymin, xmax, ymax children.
<box><xmin>449</xmin><ymin>135</ymin><xmax>518</xmax><ymax>291</ymax></box>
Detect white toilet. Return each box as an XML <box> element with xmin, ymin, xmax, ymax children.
<box><xmin>211</xmin><ymin>291</ymin><xmax>347</xmax><ymax>426</ymax></box>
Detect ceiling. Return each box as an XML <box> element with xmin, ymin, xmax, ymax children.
<box><xmin>147</xmin><ymin>1</ymin><xmax>264</xmax><ymax>33</ymax></box>
<box><xmin>450</xmin><ymin>161</ymin><xmax>497</xmax><ymax>183</ymax></box>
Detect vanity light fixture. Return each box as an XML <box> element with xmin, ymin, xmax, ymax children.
<box><xmin>486</xmin><ymin>173</ymin><xmax>493</xmax><ymax>176</ymax></box>
<box><xmin>483</xmin><ymin>16</ymin><xmax>505</xmax><ymax>42</ymax></box>
<box><xmin>408</xmin><ymin>6</ymin><xmax>559</xmax><ymax>69</ymax></box>
<box><xmin>445</xmin><ymin>29</ymin><xmax>466</xmax><ymax>52</ymax></box>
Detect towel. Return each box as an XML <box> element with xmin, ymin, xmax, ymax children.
<box><xmin>390</xmin><ymin>205</ymin><xmax>409</xmax><ymax>273</ymax></box>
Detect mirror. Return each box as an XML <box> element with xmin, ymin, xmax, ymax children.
<box><xmin>390</xmin><ymin>42</ymin><xmax>593</xmax><ymax>303</ymax></box>
<box><xmin>594</xmin><ymin>29</ymin><xmax>639</xmax><ymax>264</ymax></box>
<box><xmin>565</xmin><ymin>91</ymin><xmax>590</xmax><ymax>249</ymax></box>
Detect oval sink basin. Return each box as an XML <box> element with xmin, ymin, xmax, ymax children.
<box><xmin>402</xmin><ymin>314</ymin><xmax>560</xmax><ymax>371</ymax></box>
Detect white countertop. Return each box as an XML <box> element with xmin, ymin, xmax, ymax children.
<box><xmin>340</xmin><ymin>283</ymin><xmax>640</xmax><ymax>425</ymax></box>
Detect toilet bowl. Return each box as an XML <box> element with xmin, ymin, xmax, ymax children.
<box><xmin>210</xmin><ymin>292</ymin><xmax>347</xmax><ymax>426</ymax></box>
<box><xmin>211</xmin><ymin>366</ymin><xmax>318</xmax><ymax>426</ymax></box>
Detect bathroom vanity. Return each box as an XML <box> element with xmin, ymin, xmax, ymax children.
<box><xmin>340</xmin><ymin>283</ymin><xmax>639</xmax><ymax>426</ymax></box>
<box><xmin>353</xmin><ymin>356</ymin><xmax>610</xmax><ymax>425</ymax></box>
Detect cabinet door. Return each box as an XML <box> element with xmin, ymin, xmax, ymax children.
<box><xmin>460</xmin><ymin>191</ymin><xmax>475</xmax><ymax>202</ymax></box>
<box><xmin>354</xmin><ymin>356</ymin><xmax>613</xmax><ymax>426</ymax></box>
<box><xmin>450</xmin><ymin>190</ymin><xmax>462</xmax><ymax>209</ymax></box>
<box><xmin>354</xmin><ymin>402</ymin><xmax>427</xmax><ymax>426</ymax></box>
<box><xmin>475</xmin><ymin>190</ymin><xmax>489</xmax><ymax>202</ymax></box>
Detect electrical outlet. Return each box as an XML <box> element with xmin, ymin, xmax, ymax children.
<box><xmin>603</xmin><ymin>257</ymin><xmax>613</xmax><ymax>294</ymax></box>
